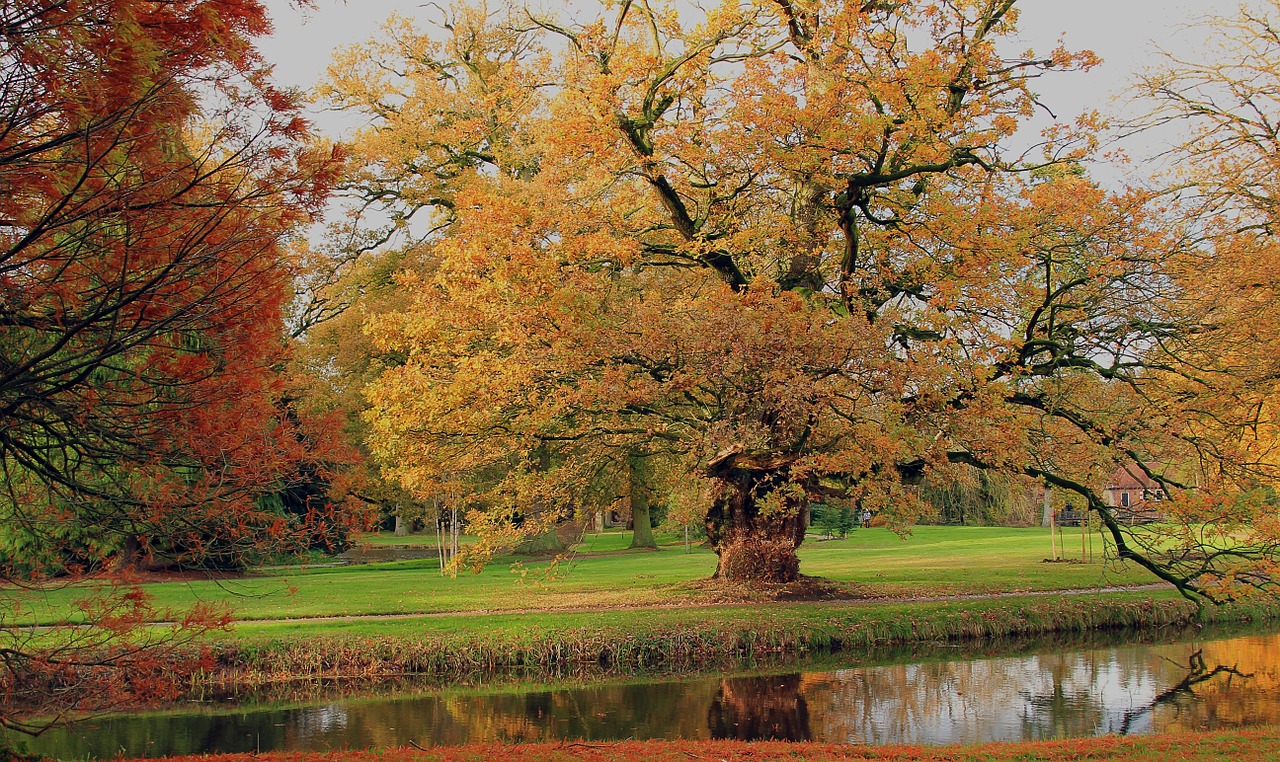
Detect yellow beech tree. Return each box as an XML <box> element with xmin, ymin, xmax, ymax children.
<box><xmin>325</xmin><ymin>0</ymin><xmax>1280</xmax><ymax>597</ymax></box>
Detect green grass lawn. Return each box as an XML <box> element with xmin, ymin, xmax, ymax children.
<box><xmin>0</xmin><ymin>525</ymin><xmax>1153</xmax><ymax>628</ymax></box>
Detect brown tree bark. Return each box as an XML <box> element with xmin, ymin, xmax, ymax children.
<box><xmin>628</xmin><ymin>454</ymin><xmax>658</xmax><ymax>550</ymax></box>
<box><xmin>704</xmin><ymin>448</ymin><xmax>808</xmax><ymax>582</ymax></box>
<box><xmin>112</xmin><ymin>534</ymin><xmax>144</xmax><ymax>572</ymax></box>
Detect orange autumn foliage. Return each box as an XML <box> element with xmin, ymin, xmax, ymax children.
<box><xmin>322</xmin><ymin>0</ymin><xmax>1280</xmax><ymax>599</ymax></box>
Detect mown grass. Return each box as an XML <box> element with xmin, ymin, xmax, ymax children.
<box><xmin>131</xmin><ymin>727</ymin><xmax>1280</xmax><ymax>761</ymax></box>
<box><xmin>1</xmin><ymin>526</ymin><xmax>1149</xmax><ymax>628</ymax></box>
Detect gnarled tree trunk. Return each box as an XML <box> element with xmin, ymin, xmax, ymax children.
<box><xmin>704</xmin><ymin>448</ymin><xmax>808</xmax><ymax>582</ymax></box>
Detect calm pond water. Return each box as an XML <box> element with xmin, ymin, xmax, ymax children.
<box><xmin>11</xmin><ymin>626</ymin><xmax>1280</xmax><ymax>758</ymax></box>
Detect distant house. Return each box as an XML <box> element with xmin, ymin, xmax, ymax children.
<box><xmin>1104</xmin><ymin>464</ymin><xmax>1165</xmax><ymax>524</ymax></box>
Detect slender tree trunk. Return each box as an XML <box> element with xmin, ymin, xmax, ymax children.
<box><xmin>704</xmin><ymin>449</ymin><xmax>807</xmax><ymax>582</ymax></box>
<box><xmin>437</xmin><ymin>521</ymin><xmax>445</xmax><ymax>573</ymax></box>
<box><xmin>436</xmin><ymin>498</ymin><xmax>445</xmax><ymax>575</ymax></box>
<box><xmin>450</xmin><ymin>500</ymin><xmax>459</xmax><ymax>563</ymax></box>
<box><xmin>1045</xmin><ymin>486</ymin><xmax>1058</xmax><ymax>560</ymax></box>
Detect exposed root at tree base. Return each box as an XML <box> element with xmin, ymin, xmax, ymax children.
<box><xmin>685</xmin><ymin>574</ymin><xmax>863</xmax><ymax>604</ymax></box>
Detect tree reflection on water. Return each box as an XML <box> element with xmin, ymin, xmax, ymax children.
<box><xmin>1118</xmin><ymin>648</ymin><xmax>1254</xmax><ymax>735</ymax></box>
<box><xmin>708</xmin><ymin>675</ymin><xmax>811</xmax><ymax>741</ymax></box>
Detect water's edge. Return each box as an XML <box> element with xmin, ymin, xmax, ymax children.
<box><xmin>10</xmin><ymin>620</ymin><xmax>1280</xmax><ymax>759</ymax></box>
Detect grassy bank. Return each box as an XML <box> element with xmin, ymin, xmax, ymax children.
<box><xmin>133</xmin><ymin>728</ymin><xmax>1280</xmax><ymax>761</ymax></box>
<box><xmin>204</xmin><ymin>590</ymin><xmax>1277</xmax><ymax>691</ymax></box>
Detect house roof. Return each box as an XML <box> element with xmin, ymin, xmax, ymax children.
<box><xmin>1105</xmin><ymin>463</ymin><xmax>1159</xmax><ymax>491</ymax></box>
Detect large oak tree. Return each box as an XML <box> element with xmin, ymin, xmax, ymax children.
<box><xmin>331</xmin><ymin>0</ymin><xmax>1280</xmax><ymax>598</ymax></box>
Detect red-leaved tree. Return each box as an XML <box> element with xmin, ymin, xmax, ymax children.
<box><xmin>0</xmin><ymin>0</ymin><xmax>345</xmax><ymax>731</ymax></box>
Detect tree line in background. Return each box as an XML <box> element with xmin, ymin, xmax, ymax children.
<box><xmin>5</xmin><ymin>0</ymin><xmax>1280</xmax><ymax>732</ymax></box>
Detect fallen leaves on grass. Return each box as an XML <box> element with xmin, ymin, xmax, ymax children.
<box><xmin>143</xmin><ymin>728</ymin><xmax>1280</xmax><ymax>762</ymax></box>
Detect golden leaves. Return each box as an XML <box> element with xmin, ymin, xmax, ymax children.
<box><xmin>322</xmin><ymin>0</ymin><xmax>1280</xmax><ymax>592</ymax></box>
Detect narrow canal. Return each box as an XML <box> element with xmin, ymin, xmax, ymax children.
<box><xmin>10</xmin><ymin>625</ymin><xmax>1278</xmax><ymax>758</ymax></box>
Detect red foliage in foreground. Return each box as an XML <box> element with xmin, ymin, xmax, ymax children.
<box><xmin>0</xmin><ymin>0</ymin><xmax>352</xmax><ymax>734</ymax></box>
<box><xmin>144</xmin><ymin>728</ymin><xmax>1280</xmax><ymax>762</ymax></box>
<box><xmin>0</xmin><ymin>581</ymin><xmax>236</xmax><ymax>734</ymax></box>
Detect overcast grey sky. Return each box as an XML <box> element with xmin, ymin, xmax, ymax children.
<box><xmin>256</xmin><ymin>1</ymin><xmax>1250</xmax><ymax>174</ymax></box>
